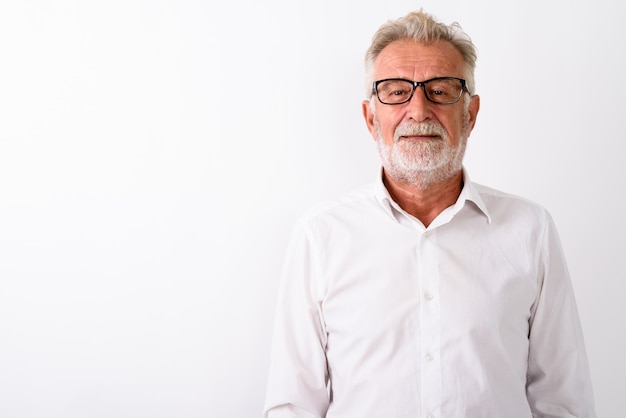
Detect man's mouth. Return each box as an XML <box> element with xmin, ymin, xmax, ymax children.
<box><xmin>399</xmin><ymin>134</ymin><xmax>440</xmax><ymax>141</ymax></box>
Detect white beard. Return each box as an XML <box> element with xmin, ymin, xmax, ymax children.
<box><xmin>375</xmin><ymin>117</ymin><xmax>470</xmax><ymax>189</ymax></box>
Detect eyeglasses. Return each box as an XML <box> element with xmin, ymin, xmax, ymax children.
<box><xmin>372</xmin><ymin>77</ymin><xmax>468</xmax><ymax>105</ymax></box>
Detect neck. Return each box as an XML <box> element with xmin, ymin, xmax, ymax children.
<box><xmin>383</xmin><ymin>169</ymin><xmax>464</xmax><ymax>227</ymax></box>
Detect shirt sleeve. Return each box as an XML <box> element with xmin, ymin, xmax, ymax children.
<box><xmin>526</xmin><ymin>212</ymin><xmax>596</xmax><ymax>417</ymax></box>
<box><xmin>263</xmin><ymin>219</ymin><xmax>330</xmax><ymax>418</ymax></box>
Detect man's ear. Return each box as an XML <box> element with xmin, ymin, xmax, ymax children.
<box><xmin>362</xmin><ymin>99</ymin><xmax>378</xmax><ymax>140</ymax></box>
<box><xmin>467</xmin><ymin>94</ymin><xmax>480</xmax><ymax>132</ymax></box>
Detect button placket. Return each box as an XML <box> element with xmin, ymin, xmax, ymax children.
<box><xmin>417</xmin><ymin>231</ymin><xmax>442</xmax><ymax>417</ymax></box>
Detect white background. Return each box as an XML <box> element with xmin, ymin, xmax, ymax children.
<box><xmin>0</xmin><ymin>1</ymin><xmax>623</xmax><ymax>417</ymax></box>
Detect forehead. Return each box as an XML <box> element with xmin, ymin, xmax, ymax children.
<box><xmin>374</xmin><ymin>39</ymin><xmax>465</xmax><ymax>80</ymax></box>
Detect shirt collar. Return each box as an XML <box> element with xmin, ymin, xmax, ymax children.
<box><xmin>374</xmin><ymin>167</ymin><xmax>492</xmax><ymax>225</ymax></box>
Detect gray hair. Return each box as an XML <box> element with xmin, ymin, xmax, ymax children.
<box><xmin>364</xmin><ymin>10</ymin><xmax>478</xmax><ymax>97</ymax></box>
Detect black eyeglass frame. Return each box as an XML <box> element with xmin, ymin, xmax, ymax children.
<box><xmin>372</xmin><ymin>77</ymin><xmax>468</xmax><ymax>105</ymax></box>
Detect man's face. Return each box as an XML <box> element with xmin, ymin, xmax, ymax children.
<box><xmin>362</xmin><ymin>39</ymin><xmax>480</xmax><ymax>188</ymax></box>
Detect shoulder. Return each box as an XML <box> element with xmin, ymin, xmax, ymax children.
<box><xmin>470</xmin><ymin>182</ymin><xmax>555</xmax><ymax>229</ymax></box>
<box><xmin>299</xmin><ymin>183</ymin><xmax>377</xmax><ymax>218</ymax></box>
<box><xmin>473</xmin><ymin>182</ymin><xmax>549</xmax><ymax>213</ymax></box>
<box><xmin>294</xmin><ymin>183</ymin><xmax>382</xmax><ymax>230</ymax></box>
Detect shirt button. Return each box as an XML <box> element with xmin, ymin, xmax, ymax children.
<box><xmin>426</xmin><ymin>414</ymin><xmax>435</xmax><ymax>418</ymax></box>
<box><xmin>424</xmin><ymin>292</ymin><xmax>433</xmax><ymax>301</ymax></box>
<box><xmin>425</xmin><ymin>352</ymin><xmax>434</xmax><ymax>361</ymax></box>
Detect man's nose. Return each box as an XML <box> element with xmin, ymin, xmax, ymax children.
<box><xmin>405</xmin><ymin>86</ymin><xmax>432</xmax><ymax>121</ymax></box>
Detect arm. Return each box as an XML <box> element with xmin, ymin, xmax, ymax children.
<box><xmin>263</xmin><ymin>220</ymin><xmax>330</xmax><ymax>418</ymax></box>
<box><xmin>526</xmin><ymin>213</ymin><xmax>596</xmax><ymax>417</ymax></box>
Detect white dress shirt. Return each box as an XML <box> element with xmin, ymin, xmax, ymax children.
<box><xmin>263</xmin><ymin>170</ymin><xmax>595</xmax><ymax>418</ymax></box>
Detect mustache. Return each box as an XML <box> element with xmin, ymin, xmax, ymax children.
<box><xmin>394</xmin><ymin>121</ymin><xmax>446</xmax><ymax>141</ymax></box>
